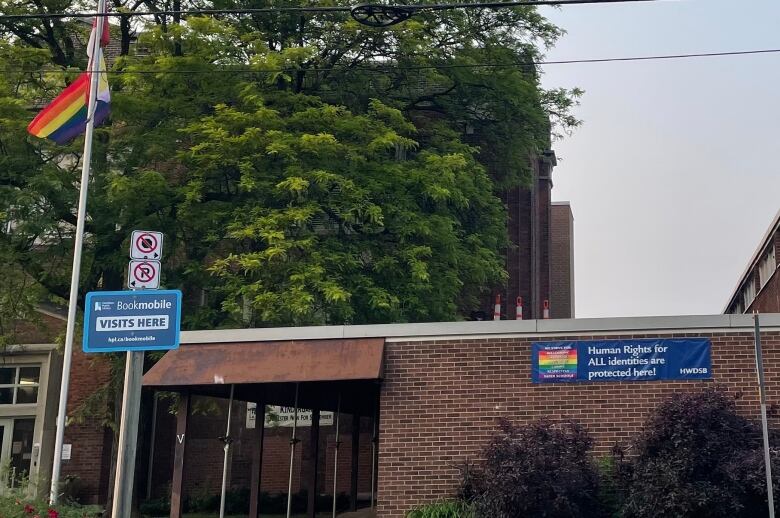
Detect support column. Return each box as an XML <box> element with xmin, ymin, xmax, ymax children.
<box><xmin>249</xmin><ymin>402</ymin><xmax>266</xmax><ymax>518</ymax></box>
<box><xmin>307</xmin><ymin>407</ymin><xmax>321</xmax><ymax>518</ymax></box>
<box><xmin>371</xmin><ymin>389</ymin><xmax>380</xmax><ymax>509</ymax></box>
<box><xmin>349</xmin><ymin>411</ymin><xmax>360</xmax><ymax>511</ymax></box>
<box><xmin>170</xmin><ymin>392</ymin><xmax>190</xmax><ymax>518</ymax></box>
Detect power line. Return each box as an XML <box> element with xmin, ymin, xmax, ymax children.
<box><xmin>2</xmin><ymin>48</ymin><xmax>779</xmax><ymax>76</ymax></box>
<box><xmin>0</xmin><ymin>0</ymin><xmax>658</xmax><ymax>20</ymax></box>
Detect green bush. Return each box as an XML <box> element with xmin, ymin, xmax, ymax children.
<box><xmin>139</xmin><ymin>497</ymin><xmax>170</xmax><ymax>516</ymax></box>
<box><xmin>0</xmin><ymin>494</ymin><xmax>101</xmax><ymax>518</ymax></box>
<box><xmin>618</xmin><ymin>388</ymin><xmax>780</xmax><ymax>518</ymax></box>
<box><xmin>407</xmin><ymin>500</ymin><xmax>474</xmax><ymax>518</ymax></box>
<box><xmin>461</xmin><ymin>419</ymin><xmax>601</xmax><ymax>518</ymax></box>
<box><xmin>174</xmin><ymin>489</ymin><xmax>350</xmax><ymax>515</ymax></box>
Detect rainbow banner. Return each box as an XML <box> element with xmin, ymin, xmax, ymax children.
<box><xmin>536</xmin><ymin>344</ymin><xmax>578</xmax><ymax>381</ymax></box>
<box><xmin>27</xmin><ymin>19</ymin><xmax>110</xmax><ymax>144</ymax></box>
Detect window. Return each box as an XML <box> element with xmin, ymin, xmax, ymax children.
<box><xmin>0</xmin><ymin>367</ymin><xmax>40</xmax><ymax>405</ymax></box>
<box><xmin>743</xmin><ymin>277</ymin><xmax>756</xmax><ymax>308</ymax></box>
<box><xmin>759</xmin><ymin>245</ymin><xmax>777</xmax><ymax>289</ymax></box>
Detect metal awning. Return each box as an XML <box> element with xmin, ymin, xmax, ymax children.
<box><xmin>142</xmin><ymin>338</ymin><xmax>385</xmax><ymax>387</ymax></box>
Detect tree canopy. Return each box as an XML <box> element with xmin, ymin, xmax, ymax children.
<box><xmin>0</xmin><ymin>0</ymin><xmax>580</xmax><ymax>332</ymax></box>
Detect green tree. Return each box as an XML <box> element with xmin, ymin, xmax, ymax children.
<box><xmin>184</xmin><ymin>90</ymin><xmax>505</xmax><ymax>325</ymax></box>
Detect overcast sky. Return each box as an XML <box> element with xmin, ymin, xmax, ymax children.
<box><xmin>536</xmin><ymin>0</ymin><xmax>780</xmax><ymax>318</ymax></box>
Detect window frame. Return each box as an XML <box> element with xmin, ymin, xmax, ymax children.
<box><xmin>0</xmin><ymin>366</ymin><xmax>41</xmax><ymax>406</ymax></box>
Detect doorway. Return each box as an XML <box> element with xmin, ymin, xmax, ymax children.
<box><xmin>0</xmin><ymin>418</ymin><xmax>36</xmax><ymax>489</ymax></box>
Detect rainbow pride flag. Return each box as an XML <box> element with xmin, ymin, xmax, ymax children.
<box><xmin>538</xmin><ymin>347</ymin><xmax>578</xmax><ymax>380</ymax></box>
<box><xmin>27</xmin><ymin>19</ymin><xmax>110</xmax><ymax>145</ymax></box>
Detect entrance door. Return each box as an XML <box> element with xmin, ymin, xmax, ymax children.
<box><xmin>8</xmin><ymin>419</ymin><xmax>35</xmax><ymax>487</ymax></box>
<box><xmin>0</xmin><ymin>419</ymin><xmax>35</xmax><ymax>489</ymax></box>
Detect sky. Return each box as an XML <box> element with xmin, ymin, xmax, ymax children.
<box><xmin>535</xmin><ymin>0</ymin><xmax>780</xmax><ymax>318</ymax></box>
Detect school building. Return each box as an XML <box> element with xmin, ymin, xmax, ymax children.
<box><xmin>3</xmin><ymin>310</ymin><xmax>780</xmax><ymax>518</ymax></box>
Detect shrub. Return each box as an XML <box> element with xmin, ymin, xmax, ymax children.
<box><xmin>139</xmin><ymin>497</ymin><xmax>170</xmax><ymax>516</ymax></box>
<box><xmin>407</xmin><ymin>500</ymin><xmax>474</xmax><ymax>518</ymax></box>
<box><xmin>619</xmin><ymin>388</ymin><xmax>779</xmax><ymax>518</ymax></box>
<box><xmin>461</xmin><ymin>418</ymin><xmax>601</xmax><ymax>518</ymax></box>
<box><xmin>0</xmin><ymin>494</ymin><xmax>101</xmax><ymax>518</ymax></box>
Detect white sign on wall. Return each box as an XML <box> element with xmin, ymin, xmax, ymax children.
<box><xmin>246</xmin><ymin>402</ymin><xmax>257</xmax><ymax>429</ymax></box>
<box><xmin>245</xmin><ymin>403</ymin><xmax>333</xmax><ymax>428</ymax></box>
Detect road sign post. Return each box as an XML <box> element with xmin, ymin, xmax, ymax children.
<box><xmin>112</xmin><ymin>350</ymin><xmax>144</xmax><ymax>518</ymax></box>
<box><xmin>83</xmin><ymin>230</ymin><xmax>175</xmax><ymax>517</ymax></box>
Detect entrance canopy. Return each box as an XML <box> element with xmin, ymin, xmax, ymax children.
<box><xmin>142</xmin><ymin>338</ymin><xmax>385</xmax><ymax>413</ymax></box>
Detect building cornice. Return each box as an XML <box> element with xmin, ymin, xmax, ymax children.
<box><xmin>181</xmin><ymin>314</ymin><xmax>780</xmax><ymax>345</ymax></box>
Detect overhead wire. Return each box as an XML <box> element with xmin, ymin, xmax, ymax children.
<box><xmin>1</xmin><ymin>48</ymin><xmax>779</xmax><ymax>76</ymax></box>
<box><xmin>0</xmin><ymin>0</ymin><xmax>660</xmax><ymax>20</ymax></box>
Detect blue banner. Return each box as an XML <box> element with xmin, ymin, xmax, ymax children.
<box><xmin>531</xmin><ymin>338</ymin><xmax>711</xmax><ymax>383</ymax></box>
<box><xmin>83</xmin><ymin>290</ymin><xmax>182</xmax><ymax>353</ymax></box>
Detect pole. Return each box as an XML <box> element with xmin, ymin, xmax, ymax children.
<box><xmin>286</xmin><ymin>383</ymin><xmax>300</xmax><ymax>518</ymax></box>
<box><xmin>110</xmin><ymin>351</ymin><xmax>145</xmax><ymax>518</ymax></box>
<box><xmin>49</xmin><ymin>0</ymin><xmax>107</xmax><ymax>504</ymax></box>
<box><xmin>370</xmin><ymin>403</ymin><xmax>377</xmax><ymax>509</ymax></box>
<box><xmin>146</xmin><ymin>393</ymin><xmax>159</xmax><ymax>500</ymax></box>
<box><xmin>332</xmin><ymin>395</ymin><xmax>341</xmax><ymax>518</ymax></box>
<box><xmin>754</xmin><ymin>312</ymin><xmax>776</xmax><ymax>518</ymax></box>
<box><xmin>219</xmin><ymin>385</ymin><xmax>235</xmax><ymax>518</ymax></box>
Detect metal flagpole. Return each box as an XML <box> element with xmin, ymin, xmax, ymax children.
<box><xmin>49</xmin><ymin>0</ymin><xmax>107</xmax><ymax>504</ymax></box>
<box><xmin>219</xmin><ymin>385</ymin><xmax>235</xmax><ymax>518</ymax></box>
<box><xmin>286</xmin><ymin>383</ymin><xmax>300</xmax><ymax>518</ymax></box>
<box><xmin>332</xmin><ymin>394</ymin><xmax>341</xmax><ymax>518</ymax></box>
<box><xmin>754</xmin><ymin>311</ymin><xmax>776</xmax><ymax>518</ymax></box>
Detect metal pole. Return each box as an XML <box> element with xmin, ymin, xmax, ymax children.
<box><xmin>370</xmin><ymin>403</ymin><xmax>377</xmax><ymax>509</ymax></box>
<box><xmin>286</xmin><ymin>383</ymin><xmax>300</xmax><ymax>518</ymax></box>
<box><xmin>754</xmin><ymin>311</ymin><xmax>776</xmax><ymax>518</ymax></box>
<box><xmin>332</xmin><ymin>395</ymin><xmax>341</xmax><ymax>518</ymax></box>
<box><xmin>146</xmin><ymin>393</ymin><xmax>159</xmax><ymax>500</ymax></box>
<box><xmin>110</xmin><ymin>351</ymin><xmax>145</xmax><ymax>518</ymax></box>
<box><xmin>49</xmin><ymin>0</ymin><xmax>107</xmax><ymax>504</ymax></box>
<box><xmin>219</xmin><ymin>385</ymin><xmax>235</xmax><ymax>518</ymax></box>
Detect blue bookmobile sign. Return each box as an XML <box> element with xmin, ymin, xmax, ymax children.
<box><xmin>83</xmin><ymin>290</ymin><xmax>182</xmax><ymax>353</ymax></box>
<box><xmin>531</xmin><ymin>338</ymin><xmax>712</xmax><ymax>383</ymax></box>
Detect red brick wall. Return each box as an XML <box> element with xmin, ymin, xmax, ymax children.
<box><xmin>61</xmin><ymin>348</ymin><xmax>113</xmax><ymax>504</ymax></box>
<box><xmin>13</xmin><ymin>313</ymin><xmax>65</xmax><ymax>344</ymax></box>
<box><xmin>750</xmin><ymin>272</ymin><xmax>780</xmax><ymax>314</ymax></box>
<box><xmin>550</xmin><ymin>203</ymin><xmax>574</xmax><ymax>318</ymax></box>
<box><xmin>377</xmin><ymin>331</ymin><xmax>780</xmax><ymax>517</ymax></box>
<box><xmin>500</xmin><ymin>155</ymin><xmax>554</xmax><ymax>320</ymax></box>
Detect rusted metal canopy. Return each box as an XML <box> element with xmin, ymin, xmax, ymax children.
<box><xmin>142</xmin><ymin>338</ymin><xmax>384</xmax><ymax>387</ymax></box>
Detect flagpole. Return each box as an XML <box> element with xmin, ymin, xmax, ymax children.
<box><xmin>49</xmin><ymin>0</ymin><xmax>108</xmax><ymax>504</ymax></box>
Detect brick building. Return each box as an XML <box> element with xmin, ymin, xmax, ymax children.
<box><xmin>494</xmin><ymin>150</ymin><xmax>575</xmax><ymax>320</ymax></box>
<box><xmin>725</xmin><ymin>209</ymin><xmax>779</xmax><ymax>314</ymax></box>
<box><xmin>6</xmin><ymin>307</ymin><xmax>780</xmax><ymax>517</ymax></box>
<box><xmin>133</xmin><ymin>314</ymin><xmax>777</xmax><ymax>517</ymax></box>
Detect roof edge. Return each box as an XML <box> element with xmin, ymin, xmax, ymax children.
<box><xmin>723</xmin><ymin>208</ymin><xmax>780</xmax><ymax>313</ymax></box>
<box><xmin>181</xmin><ymin>314</ymin><xmax>780</xmax><ymax>345</ymax></box>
